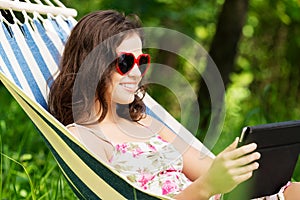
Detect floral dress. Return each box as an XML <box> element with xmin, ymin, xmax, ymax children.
<box><xmin>109</xmin><ymin>134</ymin><xmax>288</xmax><ymax>200</ymax></box>
<box><xmin>68</xmin><ymin>123</ymin><xmax>288</xmax><ymax>200</ymax></box>
<box><xmin>109</xmin><ymin>135</ymin><xmax>191</xmax><ymax>198</ymax></box>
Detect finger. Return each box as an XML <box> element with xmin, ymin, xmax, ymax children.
<box><xmin>233</xmin><ymin>171</ymin><xmax>254</xmax><ymax>184</ymax></box>
<box><xmin>226</xmin><ymin>143</ymin><xmax>258</xmax><ymax>159</ymax></box>
<box><xmin>235</xmin><ymin>152</ymin><xmax>261</xmax><ymax>167</ymax></box>
<box><xmin>230</xmin><ymin>162</ymin><xmax>259</xmax><ymax>176</ymax></box>
<box><xmin>223</xmin><ymin>137</ymin><xmax>239</xmax><ymax>153</ymax></box>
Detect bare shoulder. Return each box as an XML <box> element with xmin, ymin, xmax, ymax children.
<box><xmin>66</xmin><ymin>124</ymin><xmax>113</xmax><ymax>163</ymax></box>
<box><xmin>67</xmin><ymin>125</ymin><xmax>76</xmax><ymax>132</ymax></box>
<box><xmin>66</xmin><ymin>124</ymin><xmax>81</xmax><ymax>139</ymax></box>
<box><xmin>138</xmin><ymin>114</ymin><xmax>160</xmax><ymax>127</ymax></box>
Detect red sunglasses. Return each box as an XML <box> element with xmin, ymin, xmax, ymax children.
<box><xmin>116</xmin><ymin>52</ymin><xmax>151</xmax><ymax>76</ymax></box>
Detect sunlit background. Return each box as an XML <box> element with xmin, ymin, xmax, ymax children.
<box><xmin>1</xmin><ymin>0</ymin><xmax>300</xmax><ymax>198</ymax></box>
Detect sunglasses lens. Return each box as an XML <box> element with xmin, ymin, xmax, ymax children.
<box><xmin>118</xmin><ymin>54</ymin><xmax>134</xmax><ymax>74</ymax></box>
<box><xmin>117</xmin><ymin>53</ymin><xmax>150</xmax><ymax>76</ymax></box>
<box><xmin>138</xmin><ymin>55</ymin><xmax>150</xmax><ymax>75</ymax></box>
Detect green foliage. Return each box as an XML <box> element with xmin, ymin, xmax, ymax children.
<box><xmin>214</xmin><ymin>0</ymin><xmax>300</xmax><ymax>180</ymax></box>
<box><xmin>0</xmin><ymin>86</ymin><xmax>75</xmax><ymax>199</ymax></box>
<box><xmin>218</xmin><ymin>0</ymin><xmax>300</xmax><ymax>140</ymax></box>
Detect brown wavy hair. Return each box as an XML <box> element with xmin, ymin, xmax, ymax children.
<box><xmin>48</xmin><ymin>10</ymin><xmax>146</xmax><ymax>126</ymax></box>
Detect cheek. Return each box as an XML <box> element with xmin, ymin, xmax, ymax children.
<box><xmin>112</xmin><ymin>84</ymin><xmax>135</xmax><ymax>104</ymax></box>
<box><xmin>104</xmin><ymin>74</ymin><xmax>118</xmax><ymax>102</ymax></box>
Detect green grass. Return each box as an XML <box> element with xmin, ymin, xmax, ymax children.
<box><xmin>0</xmin><ymin>85</ymin><xmax>76</xmax><ymax>199</ymax></box>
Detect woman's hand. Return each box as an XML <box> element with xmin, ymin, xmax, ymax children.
<box><xmin>201</xmin><ymin>138</ymin><xmax>261</xmax><ymax>196</ymax></box>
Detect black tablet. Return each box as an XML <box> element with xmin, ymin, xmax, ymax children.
<box><xmin>226</xmin><ymin>120</ymin><xmax>300</xmax><ymax>199</ymax></box>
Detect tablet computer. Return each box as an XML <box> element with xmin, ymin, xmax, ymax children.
<box><xmin>226</xmin><ymin>120</ymin><xmax>300</xmax><ymax>199</ymax></box>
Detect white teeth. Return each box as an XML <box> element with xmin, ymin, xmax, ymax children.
<box><xmin>121</xmin><ymin>83</ymin><xmax>136</xmax><ymax>89</ymax></box>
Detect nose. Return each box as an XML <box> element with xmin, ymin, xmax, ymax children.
<box><xmin>128</xmin><ymin>63</ymin><xmax>142</xmax><ymax>77</ymax></box>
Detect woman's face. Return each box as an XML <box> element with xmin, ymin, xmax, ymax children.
<box><xmin>108</xmin><ymin>33</ymin><xmax>144</xmax><ymax>105</ymax></box>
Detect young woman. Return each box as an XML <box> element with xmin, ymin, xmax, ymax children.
<box><xmin>48</xmin><ymin>10</ymin><xmax>300</xmax><ymax>199</ymax></box>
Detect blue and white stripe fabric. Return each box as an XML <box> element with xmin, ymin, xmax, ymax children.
<box><xmin>0</xmin><ymin>15</ymin><xmax>75</xmax><ymax>108</ymax></box>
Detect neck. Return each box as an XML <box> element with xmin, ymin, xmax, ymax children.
<box><xmin>103</xmin><ymin>102</ymin><xmax>121</xmax><ymax>124</ymax></box>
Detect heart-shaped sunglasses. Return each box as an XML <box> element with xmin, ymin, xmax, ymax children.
<box><xmin>116</xmin><ymin>52</ymin><xmax>151</xmax><ymax>76</ymax></box>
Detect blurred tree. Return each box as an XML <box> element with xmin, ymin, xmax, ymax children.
<box><xmin>197</xmin><ymin>0</ymin><xmax>250</xmax><ymax>139</ymax></box>
<box><xmin>237</xmin><ymin>0</ymin><xmax>300</xmax><ymax>124</ymax></box>
<box><xmin>213</xmin><ymin>0</ymin><xmax>300</xmax><ymax>153</ymax></box>
<box><xmin>208</xmin><ymin>0</ymin><xmax>249</xmax><ymax>87</ymax></box>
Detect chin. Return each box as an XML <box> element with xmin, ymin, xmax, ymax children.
<box><xmin>114</xmin><ymin>95</ymin><xmax>135</xmax><ymax>105</ymax></box>
<box><xmin>112</xmin><ymin>86</ymin><xmax>137</xmax><ymax>105</ymax></box>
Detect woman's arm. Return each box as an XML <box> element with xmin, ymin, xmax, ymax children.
<box><xmin>175</xmin><ymin>138</ymin><xmax>260</xmax><ymax>199</ymax></box>
<box><xmin>153</xmin><ymin>119</ymin><xmax>260</xmax><ymax>199</ymax></box>
<box><xmin>157</xmin><ymin>124</ymin><xmax>213</xmax><ymax>181</ymax></box>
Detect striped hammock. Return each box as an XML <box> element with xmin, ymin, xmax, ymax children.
<box><xmin>0</xmin><ymin>1</ymin><xmax>214</xmax><ymax>199</ymax></box>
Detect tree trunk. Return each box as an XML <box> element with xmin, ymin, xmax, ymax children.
<box><xmin>197</xmin><ymin>0</ymin><xmax>249</xmax><ymax>138</ymax></box>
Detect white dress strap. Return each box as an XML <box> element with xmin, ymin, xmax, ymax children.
<box><xmin>66</xmin><ymin>123</ymin><xmax>113</xmax><ymax>146</ymax></box>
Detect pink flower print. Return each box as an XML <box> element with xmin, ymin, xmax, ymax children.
<box><xmin>132</xmin><ymin>147</ymin><xmax>143</xmax><ymax>157</ymax></box>
<box><xmin>148</xmin><ymin>144</ymin><xmax>157</xmax><ymax>152</ymax></box>
<box><xmin>115</xmin><ymin>144</ymin><xmax>128</xmax><ymax>153</ymax></box>
<box><xmin>137</xmin><ymin>173</ymin><xmax>154</xmax><ymax>187</ymax></box>
<box><xmin>157</xmin><ymin>135</ymin><xmax>168</xmax><ymax>143</ymax></box>
<box><xmin>162</xmin><ymin>180</ymin><xmax>178</xmax><ymax>195</ymax></box>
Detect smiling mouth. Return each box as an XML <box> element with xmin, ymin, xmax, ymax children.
<box><xmin>120</xmin><ymin>83</ymin><xmax>138</xmax><ymax>92</ymax></box>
